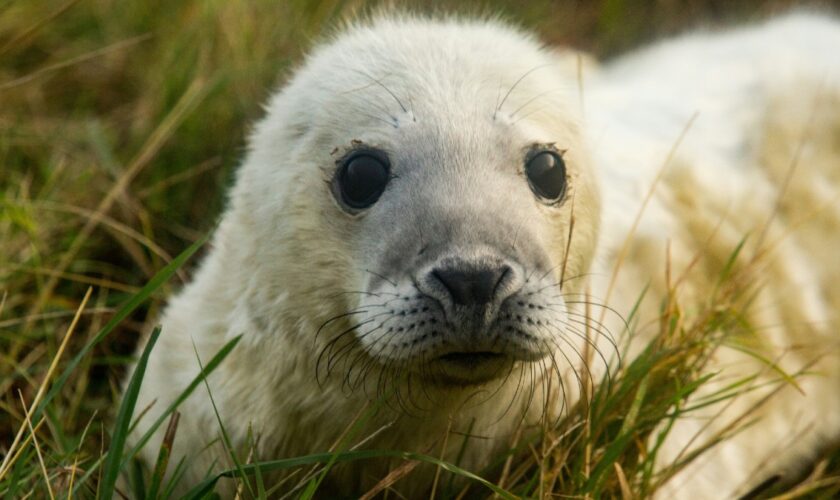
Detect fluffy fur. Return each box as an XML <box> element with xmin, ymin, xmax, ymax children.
<box><xmin>126</xmin><ymin>12</ymin><xmax>840</xmax><ymax>498</ymax></box>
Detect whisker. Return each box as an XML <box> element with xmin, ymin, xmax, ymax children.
<box><xmin>530</xmin><ymin>271</ymin><xmax>596</xmax><ymax>294</ymax></box>
<box><xmin>556</xmin><ymin>321</ymin><xmax>614</xmax><ymax>391</ymax></box>
<box><xmin>364</xmin><ymin>268</ymin><xmax>398</xmax><ymax>288</ymax></box>
<box><xmin>328</xmin><ymin>309</ymin><xmax>404</xmax><ymax>382</ymax></box>
<box><xmin>563</xmin><ymin>313</ymin><xmax>621</xmax><ymax>357</ymax></box>
<box><xmin>510</xmin><ymin>107</ymin><xmax>543</xmax><ymax>126</ymax></box>
<box><xmin>504</xmin><ymin>358</ymin><xmax>529</xmax><ymax>422</ymax></box>
<box><xmin>508</xmin><ymin>87</ymin><xmax>565</xmax><ymax>119</ymax></box>
<box><xmin>538</xmin><ymin>324</ymin><xmax>587</xmax><ymax>404</ymax></box>
<box><xmin>495</xmin><ymin>63</ymin><xmax>553</xmax><ymax>118</ymax></box>
<box><xmin>314</xmin><ymin>308</ymin><xmax>368</xmax><ymax>344</ymax></box>
<box><xmin>342</xmin><ymin>315</ymin><xmax>404</xmax><ymax>384</ymax></box>
<box><xmin>316</xmin><ymin>319</ymin><xmax>374</xmax><ymax>385</ymax></box>
<box><xmin>355</xmin><ymin>110</ymin><xmax>399</xmax><ymax>129</ymax></box>
<box><xmin>350</xmin><ymin>68</ymin><xmax>409</xmax><ymax>114</ymax></box>
<box><xmin>328</xmin><ymin>290</ymin><xmax>398</xmax><ymax>298</ymax></box>
<box><xmin>543</xmin><ymin>341</ymin><xmax>570</xmax><ymax>421</ymax></box>
<box><xmin>347</xmin><ymin>93</ymin><xmax>400</xmax><ymax>123</ymax></box>
<box><xmin>328</xmin><ymin>323</ymin><xmax>381</xmax><ymax>376</ymax></box>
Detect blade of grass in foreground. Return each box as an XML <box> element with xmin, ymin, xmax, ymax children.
<box><xmin>34</xmin><ymin>234</ymin><xmax>208</xmax><ymax>422</ymax></box>
<box><xmin>120</xmin><ymin>334</ymin><xmax>242</xmax><ymax>466</ymax></box>
<box><xmin>298</xmin><ymin>400</ymin><xmax>384</xmax><ymax>499</ymax></box>
<box><xmin>99</xmin><ymin>326</ymin><xmax>161</xmax><ymax>499</ymax></box>
<box><xmin>68</xmin><ymin>335</ymin><xmax>241</xmax><ymax>497</ymax></box>
<box><xmin>182</xmin><ymin>450</ymin><xmax>517</xmax><ymax>500</ymax></box>
<box><xmin>0</xmin><ymin>287</ymin><xmax>91</xmax><ymax>480</ymax></box>
<box><xmin>146</xmin><ymin>412</ymin><xmax>180</xmax><ymax>499</ymax></box>
<box><xmin>191</xmin><ymin>338</ymin><xmax>256</xmax><ymax>498</ymax></box>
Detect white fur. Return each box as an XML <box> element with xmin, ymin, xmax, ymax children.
<box><xmin>127</xmin><ymin>12</ymin><xmax>840</xmax><ymax>498</ymax></box>
<box><xmin>587</xmin><ymin>12</ymin><xmax>840</xmax><ymax>498</ymax></box>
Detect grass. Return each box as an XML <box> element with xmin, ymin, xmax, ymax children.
<box><xmin>2</xmin><ymin>0</ymin><xmax>839</xmax><ymax>498</ymax></box>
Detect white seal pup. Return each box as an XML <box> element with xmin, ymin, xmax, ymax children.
<box><xmin>126</xmin><ymin>12</ymin><xmax>840</xmax><ymax>498</ymax></box>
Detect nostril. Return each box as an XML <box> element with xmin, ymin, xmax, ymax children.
<box><xmin>432</xmin><ymin>265</ymin><xmax>511</xmax><ymax>306</ymax></box>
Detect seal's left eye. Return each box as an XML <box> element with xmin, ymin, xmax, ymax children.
<box><xmin>525</xmin><ymin>150</ymin><xmax>566</xmax><ymax>202</ymax></box>
<box><xmin>337</xmin><ymin>154</ymin><xmax>390</xmax><ymax>209</ymax></box>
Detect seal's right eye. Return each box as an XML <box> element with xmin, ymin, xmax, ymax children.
<box><xmin>337</xmin><ymin>153</ymin><xmax>390</xmax><ymax>209</ymax></box>
<box><xmin>524</xmin><ymin>149</ymin><xmax>566</xmax><ymax>203</ymax></box>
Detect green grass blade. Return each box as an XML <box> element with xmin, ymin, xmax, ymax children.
<box><xmin>130</xmin><ymin>456</ymin><xmax>148</xmax><ymax>499</ymax></box>
<box><xmin>162</xmin><ymin>456</ymin><xmax>188</xmax><ymax>499</ymax></box>
<box><xmin>723</xmin><ymin>342</ymin><xmax>803</xmax><ymax>392</ymax></box>
<box><xmin>100</xmin><ymin>326</ymin><xmax>162</xmax><ymax>499</ymax></box>
<box><xmin>298</xmin><ymin>386</ymin><xmax>400</xmax><ymax>498</ymax></box>
<box><xmin>70</xmin><ymin>455</ymin><xmax>104</xmax><ymax>498</ymax></box>
<box><xmin>298</xmin><ymin>405</ymin><xmax>380</xmax><ymax>498</ymax></box>
<box><xmin>246</xmin><ymin>426</ymin><xmax>267</xmax><ymax>500</ymax></box>
<box><xmin>191</xmin><ymin>339</ymin><xmax>255</xmax><ymax>498</ymax></box>
<box><xmin>35</xmin><ymin>234</ymin><xmax>208</xmax><ymax>422</ymax></box>
<box><xmin>146</xmin><ymin>412</ymin><xmax>180</xmax><ymax>499</ymax></box>
<box><xmin>121</xmin><ymin>334</ymin><xmax>242</xmax><ymax>466</ymax></box>
<box><xmin>617</xmin><ymin>374</ymin><xmax>648</xmax><ymax>437</ymax></box>
<box><xmin>182</xmin><ymin>449</ymin><xmax>517</xmax><ymax>500</ymax></box>
<box><xmin>70</xmin><ymin>331</ymin><xmax>238</xmax><ymax>500</ymax></box>
<box><xmin>446</xmin><ymin>416</ymin><xmax>476</xmax><ymax>495</ymax></box>
<box><xmin>712</xmin><ymin>235</ymin><xmax>748</xmax><ymax>299</ymax></box>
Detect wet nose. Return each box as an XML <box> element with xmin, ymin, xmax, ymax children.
<box><xmin>431</xmin><ymin>265</ymin><xmax>511</xmax><ymax>306</ymax></box>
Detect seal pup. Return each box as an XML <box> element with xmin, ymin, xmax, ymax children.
<box><xmin>125</xmin><ymin>12</ymin><xmax>840</xmax><ymax>498</ymax></box>
<box><xmin>583</xmin><ymin>13</ymin><xmax>840</xmax><ymax>498</ymax></box>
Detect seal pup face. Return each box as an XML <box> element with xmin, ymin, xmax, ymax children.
<box><xmin>330</xmin><ymin>138</ymin><xmax>580</xmax><ymax>387</ymax></box>
<box><xmin>236</xmin><ymin>18</ymin><xmax>601</xmax><ymax>392</ymax></box>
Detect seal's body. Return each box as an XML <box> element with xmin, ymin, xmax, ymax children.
<box><xmin>127</xmin><ymin>13</ymin><xmax>840</xmax><ymax>498</ymax></box>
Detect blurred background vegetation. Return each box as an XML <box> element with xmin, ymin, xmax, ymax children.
<box><xmin>1</xmin><ymin>0</ymin><xmax>839</xmax><ymax>496</ymax></box>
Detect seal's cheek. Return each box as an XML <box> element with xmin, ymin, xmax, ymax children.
<box><xmin>531</xmin><ymin>159</ymin><xmax>601</xmax><ymax>293</ymax></box>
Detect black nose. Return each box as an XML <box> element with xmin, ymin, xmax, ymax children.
<box><xmin>432</xmin><ymin>265</ymin><xmax>511</xmax><ymax>306</ymax></box>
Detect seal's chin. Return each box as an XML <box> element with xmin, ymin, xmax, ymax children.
<box><xmin>426</xmin><ymin>351</ymin><xmax>516</xmax><ymax>386</ymax></box>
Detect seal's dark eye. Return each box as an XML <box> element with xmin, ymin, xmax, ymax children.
<box><xmin>525</xmin><ymin>150</ymin><xmax>566</xmax><ymax>202</ymax></box>
<box><xmin>337</xmin><ymin>154</ymin><xmax>390</xmax><ymax>209</ymax></box>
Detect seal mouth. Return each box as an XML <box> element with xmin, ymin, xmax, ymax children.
<box><xmin>426</xmin><ymin>351</ymin><xmax>513</xmax><ymax>386</ymax></box>
<box><xmin>437</xmin><ymin>351</ymin><xmax>506</xmax><ymax>367</ymax></box>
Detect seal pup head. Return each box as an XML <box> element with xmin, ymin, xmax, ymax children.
<box><xmin>230</xmin><ymin>17</ymin><xmax>601</xmax><ymax>398</ymax></box>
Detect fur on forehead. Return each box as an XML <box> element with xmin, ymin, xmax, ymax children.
<box><xmin>247</xmin><ymin>15</ymin><xmax>584</xmax><ymax>162</ymax></box>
